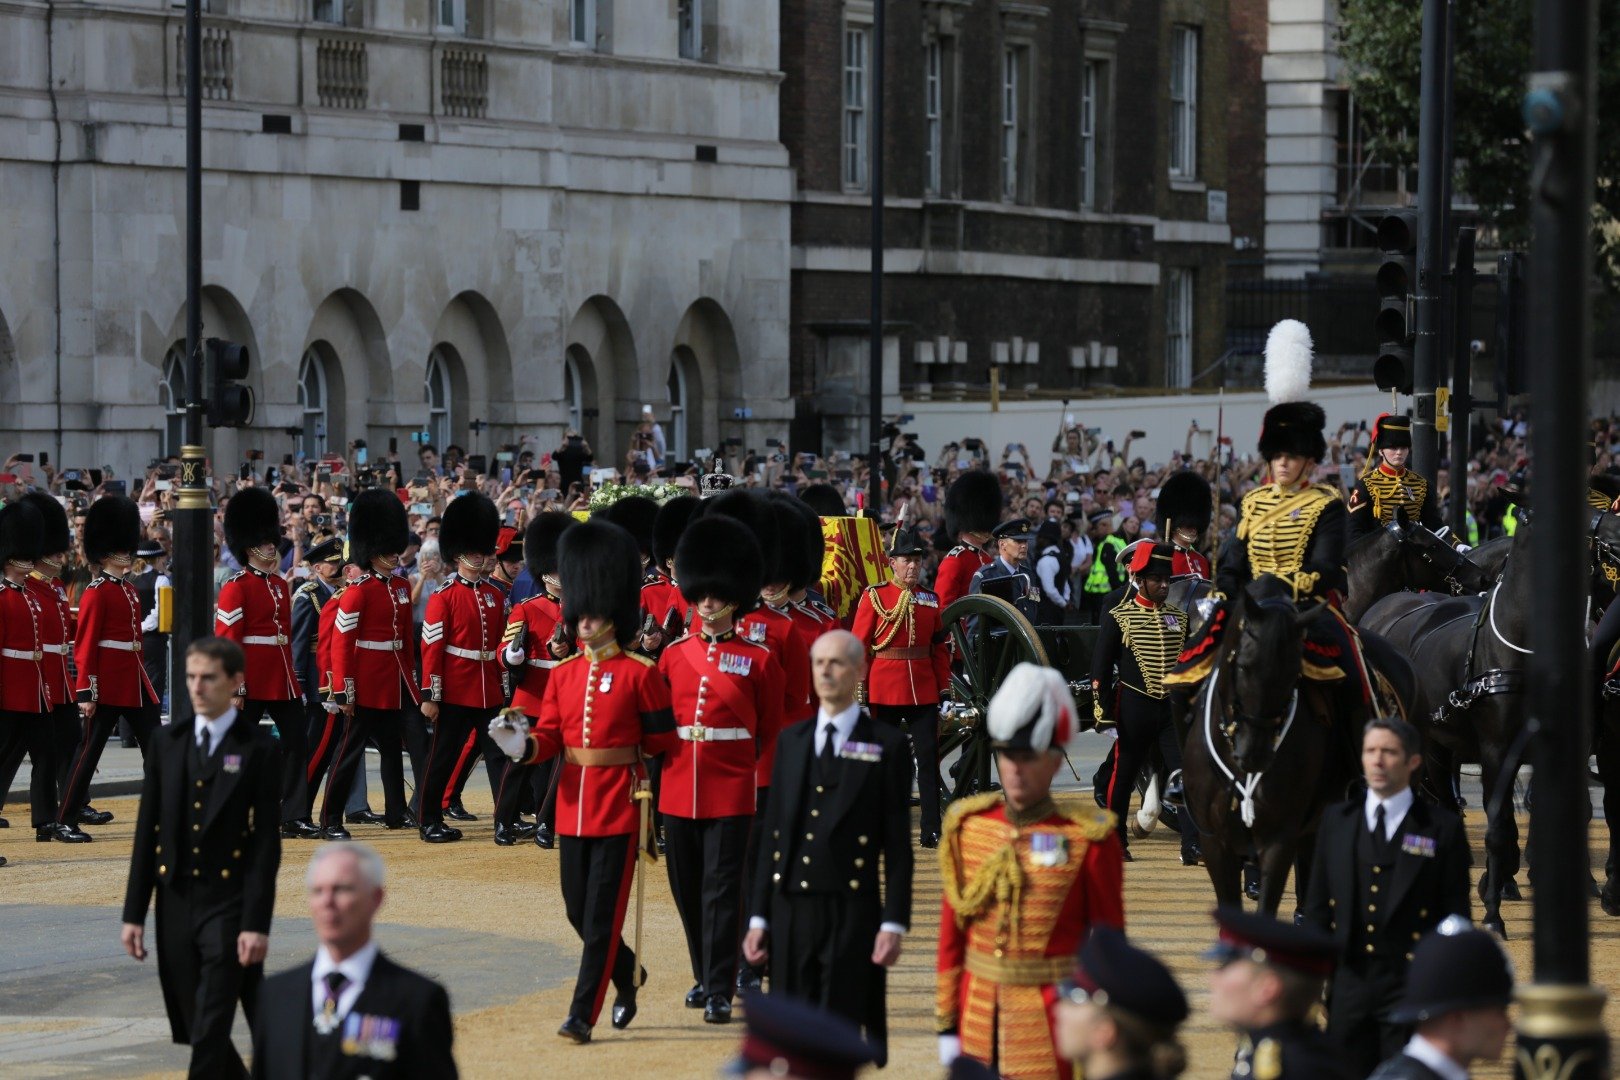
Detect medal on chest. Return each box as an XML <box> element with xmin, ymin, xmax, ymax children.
<box><xmin>483</xmin><ymin>592</ymin><xmax>496</xmax><ymax>609</ymax></box>
<box><xmin>717</xmin><ymin>652</ymin><xmax>752</xmax><ymax>677</ymax></box>
<box><xmin>394</xmin><ymin>586</ymin><xmax>409</xmax><ymax>606</ymax></box>
<box><xmin>745</xmin><ymin>622</ymin><xmax>768</xmax><ymax>644</ymax></box>
<box><xmin>598</xmin><ymin>671</ymin><xmax>614</xmax><ymax>693</ymax></box>
<box><xmin>1028</xmin><ymin>831</ymin><xmax>1069</xmax><ymax>867</ymax></box>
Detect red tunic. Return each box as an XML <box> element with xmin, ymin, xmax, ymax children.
<box><xmin>331</xmin><ymin>572</ymin><xmax>419</xmax><ymax>710</ymax></box>
<box><xmin>420</xmin><ymin>575</ymin><xmax>508</xmax><ymax>709</ymax></box>
<box><xmin>787</xmin><ymin>598</ymin><xmax>834</xmax><ymax>645</ymax></box>
<box><xmin>737</xmin><ymin>604</ymin><xmax>813</xmax><ymax>786</ymax></box>
<box><xmin>504</xmin><ymin>592</ymin><xmax>568</xmax><ymax>715</ymax></box>
<box><xmin>314</xmin><ymin>584</ymin><xmax>345</xmax><ymax>700</ymax></box>
<box><xmin>934</xmin><ymin>541</ymin><xmax>993</xmax><ymax>611</ymax></box>
<box><xmin>851</xmin><ymin>581</ymin><xmax>952</xmax><ymax>706</ymax></box>
<box><xmin>27</xmin><ymin>572</ymin><xmax>72</xmax><ymax>709</ymax></box>
<box><xmin>0</xmin><ymin>578</ymin><xmax>51</xmax><ymax>712</ymax></box>
<box><xmin>74</xmin><ymin>575</ymin><xmax>157</xmax><ymax>707</ymax></box>
<box><xmin>214</xmin><ymin>567</ymin><xmax>301</xmax><ymax>701</ymax></box>
<box><xmin>1171</xmin><ymin>547</ymin><xmax>1211</xmax><ymax>579</ymax></box>
<box><xmin>655</xmin><ymin>629</ymin><xmax>783</xmax><ymax>819</ymax></box>
<box><xmin>520</xmin><ymin>646</ymin><xmax>675</xmax><ymax>837</ymax></box>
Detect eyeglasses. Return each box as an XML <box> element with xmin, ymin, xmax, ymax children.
<box><xmin>1055</xmin><ymin>977</ymin><xmax>1109</xmax><ymax>1008</ymax></box>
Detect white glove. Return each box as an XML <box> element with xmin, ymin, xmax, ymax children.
<box><xmin>487</xmin><ymin>712</ymin><xmax>531</xmax><ymax>762</ymax></box>
<box><xmin>503</xmin><ymin>640</ymin><xmax>526</xmax><ymax>667</ymax></box>
<box><xmin>938</xmin><ymin>1035</ymin><xmax>962</xmax><ymax>1065</ymax></box>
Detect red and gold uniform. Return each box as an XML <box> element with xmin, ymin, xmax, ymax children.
<box><xmin>214</xmin><ymin>566</ymin><xmax>301</xmax><ymax>701</ymax></box>
<box><xmin>26</xmin><ymin>570</ymin><xmax>72</xmax><ymax>711</ymax></box>
<box><xmin>418</xmin><ymin>573</ymin><xmax>509</xmax><ymax>833</ymax></box>
<box><xmin>1</xmin><ymin>577</ymin><xmax>51</xmax><ymax>714</ymax></box>
<box><xmin>5</xmin><ymin>570</ymin><xmax>65</xmax><ymax>830</ymax></box>
<box><xmin>934</xmin><ymin>540</ymin><xmax>992</xmax><ymax>611</ymax></box>
<box><xmin>937</xmin><ymin>795</ymin><xmax>1124</xmax><ymax>1080</ymax></box>
<box><xmin>736</xmin><ymin>604</ymin><xmax>810</xmax><ymax>787</ymax></box>
<box><xmin>640</xmin><ymin>570</ymin><xmax>688</xmax><ymax>642</ymax></box>
<box><xmin>74</xmin><ymin>574</ymin><xmax>157</xmax><ymax>709</ymax></box>
<box><xmin>1172</xmin><ymin>546</ymin><xmax>1211</xmax><ymax>580</ymax></box>
<box><xmin>505</xmin><ymin>590</ymin><xmax>569</xmax><ymax>715</ymax></box>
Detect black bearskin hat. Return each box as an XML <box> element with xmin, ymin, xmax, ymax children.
<box><xmin>223</xmin><ymin>487</ymin><xmax>282</xmax><ymax>566</ymax></box>
<box><xmin>20</xmin><ymin>491</ymin><xmax>70</xmax><ymax>557</ymax></box>
<box><xmin>762</xmin><ymin>493</ymin><xmax>809</xmax><ymax>591</ymax></box>
<box><xmin>798</xmin><ymin>482</ymin><xmax>848</xmax><ymax>518</ymax></box>
<box><xmin>523</xmin><ymin>511</ymin><xmax>577</xmax><ymax>583</ymax></box>
<box><xmin>82</xmin><ymin>495</ymin><xmax>141</xmax><ymax>565</ymax></box>
<box><xmin>1372</xmin><ymin>413</ymin><xmax>1413</xmax><ymax>451</ymax></box>
<box><xmin>778</xmin><ymin>492</ymin><xmax>826</xmax><ymax>592</ymax></box>
<box><xmin>347</xmin><ymin>488</ymin><xmax>410</xmax><ymax>568</ymax></box>
<box><xmin>676</xmin><ymin>515</ymin><xmax>762</xmax><ymax>613</ymax></box>
<box><xmin>559</xmin><ymin>519</ymin><xmax>642</xmax><ymax>646</ymax></box>
<box><xmin>1154</xmin><ymin>470</ymin><xmax>1212</xmax><ymax>537</ymax></box>
<box><xmin>653</xmin><ymin>495</ymin><xmax>700</xmax><ymax>571</ymax></box>
<box><xmin>600</xmin><ymin>495</ymin><xmax>659</xmax><ymax>562</ymax></box>
<box><xmin>945</xmin><ymin>470</ymin><xmax>1003</xmax><ymax>538</ymax></box>
<box><xmin>1258</xmin><ymin>318</ymin><xmax>1327</xmax><ymax>463</ymax></box>
<box><xmin>1258</xmin><ymin>402</ymin><xmax>1328</xmax><ymax>463</ymax></box>
<box><xmin>0</xmin><ymin>499</ymin><xmax>44</xmax><ymax>567</ymax></box>
<box><xmin>696</xmin><ymin>490</ymin><xmax>778</xmax><ymax>590</ymax></box>
<box><xmin>439</xmin><ymin>493</ymin><xmax>500</xmax><ymax>566</ymax></box>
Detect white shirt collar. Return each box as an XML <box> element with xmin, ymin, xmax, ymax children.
<box><xmin>193</xmin><ymin>706</ymin><xmax>239</xmax><ymax>756</ymax></box>
<box><xmin>311</xmin><ymin>939</ymin><xmax>379</xmax><ymax>1021</ymax></box>
<box><xmin>1402</xmin><ymin>1034</ymin><xmax>1470</xmax><ymax>1080</ymax></box>
<box><xmin>815</xmin><ymin>702</ymin><xmax>861</xmax><ymax>755</ymax></box>
<box><xmin>1364</xmin><ymin>785</ymin><xmax>1415</xmax><ymax>839</ymax></box>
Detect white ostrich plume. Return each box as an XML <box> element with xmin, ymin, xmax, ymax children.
<box><xmin>1264</xmin><ymin>319</ymin><xmax>1314</xmax><ymax>405</ymax></box>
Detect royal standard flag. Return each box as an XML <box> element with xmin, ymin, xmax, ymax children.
<box><xmin>819</xmin><ymin>516</ymin><xmax>889</xmax><ymax>621</ymax></box>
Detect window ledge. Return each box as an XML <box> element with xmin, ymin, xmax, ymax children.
<box><xmin>1169</xmin><ymin>178</ymin><xmax>1206</xmax><ymax>193</ymax></box>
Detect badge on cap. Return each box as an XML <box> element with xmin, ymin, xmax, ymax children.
<box><xmin>1029</xmin><ymin>831</ymin><xmax>1068</xmax><ymax>867</ymax></box>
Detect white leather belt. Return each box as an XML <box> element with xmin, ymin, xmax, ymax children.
<box><xmin>1</xmin><ymin>648</ymin><xmax>43</xmax><ymax>661</ymax></box>
<box><xmin>447</xmin><ymin>646</ymin><xmax>497</xmax><ymax>661</ymax></box>
<box><xmin>527</xmin><ymin>658</ymin><xmax>559</xmax><ymax>669</ymax></box>
<box><xmin>242</xmin><ymin>634</ymin><xmax>288</xmax><ymax>646</ymax></box>
<box><xmin>356</xmin><ymin>639</ymin><xmax>402</xmax><ymax>652</ymax></box>
<box><xmin>41</xmin><ymin>643</ymin><xmax>66</xmax><ymax>655</ymax></box>
<box><xmin>96</xmin><ymin>639</ymin><xmax>141</xmax><ymax>652</ymax></box>
<box><xmin>677</xmin><ymin>725</ymin><xmax>751</xmax><ymax>742</ymax></box>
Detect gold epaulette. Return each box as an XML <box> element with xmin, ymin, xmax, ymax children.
<box><xmin>554</xmin><ymin>652</ymin><xmax>586</xmax><ymax>668</ymax></box>
<box><xmin>941</xmin><ymin>791</ymin><xmax>1002</xmax><ymax>834</ymax></box>
<box><xmin>626</xmin><ymin>651</ymin><xmax>657</xmax><ymax>668</ymax></box>
<box><xmin>1056</xmin><ymin>801</ymin><xmax>1116</xmax><ymax>841</ymax></box>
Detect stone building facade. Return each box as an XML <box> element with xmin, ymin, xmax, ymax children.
<box><xmin>0</xmin><ymin>0</ymin><xmax>793</xmax><ymax>471</ymax></box>
<box><xmin>783</xmin><ymin>0</ymin><xmax>1235</xmax><ymax>449</ymax></box>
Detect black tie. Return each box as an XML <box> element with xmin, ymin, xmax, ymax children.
<box><xmin>1373</xmin><ymin>803</ymin><xmax>1389</xmax><ymax>854</ymax></box>
<box><xmin>820</xmin><ymin>723</ymin><xmax>838</xmax><ymax>766</ymax></box>
<box><xmin>319</xmin><ymin>971</ymin><xmax>350</xmax><ymax>1029</ymax></box>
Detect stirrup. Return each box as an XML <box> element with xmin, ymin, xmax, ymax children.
<box><xmin>1603</xmin><ymin>677</ymin><xmax>1620</xmax><ymax>700</ymax></box>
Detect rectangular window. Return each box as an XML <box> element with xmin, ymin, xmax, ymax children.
<box><xmin>571</xmin><ymin>0</ymin><xmax>595</xmax><ymax>46</ymax></box>
<box><xmin>313</xmin><ymin>0</ymin><xmax>343</xmax><ymax>24</ymax></box>
<box><xmin>436</xmin><ymin>0</ymin><xmax>464</xmax><ymax>32</ymax></box>
<box><xmin>678</xmin><ymin>0</ymin><xmax>702</xmax><ymax>60</ymax></box>
<box><xmin>843</xmin><ymin>26</ymin><xmax>869</xmax><ymax>191</ymax></box>
<box><xmin>924</xmin><ymin>40</ymin><xmax>943</xmax><ymax>195</ymax></box>
<box><xmin>1170</xmin><ymin>26</ymin><xmax>1199</xmax><ymax>179</ymax></box>
<box><xmin>1080</xmin><ymin>60</ymin><xmax>1098</xmax><ymax>208</ymax></box>
<box><xmin>1166</xmin><ymin>268</ymin><xmax>1194</xmax><ymax>388</ymax></box>
<box><xmin>1000</xmin><ymin>45</ymin><xmax>1028</xmax><ymax>201</ymax></box>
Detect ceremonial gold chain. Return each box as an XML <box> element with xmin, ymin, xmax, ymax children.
<box><xmin>868</xmin><ymin>584</ymin><xmax>915</xmax><ymax>650</ymax></box>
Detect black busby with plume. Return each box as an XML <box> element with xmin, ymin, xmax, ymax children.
<box><xmin>1257</xmin><ymin>319</ymin><xmax>1327</xmax><ymax>463</ymax></box>
<box><xmin>0</xmin><ymin>499</ymin><xmax>44</xmax><ymax>568</ymax></box>
<box><xmin>653</xmin><ymin>495</ymin><xmax>700</xmax><ymax>574</ymax></box>
<box><xmin>439</xmin><ymin>492</ymin><xmax>500</xmax><ymax>567</ymax></box>
<box><xmin>1154</xmin><ymin>470</ymin><xmax>1212</xmax><ymax>540</ymax></box>
<box><xmin>1371</xmin><ymin>412</ymin><xmax>1413</xmax><ymax>452</ymax></box>
<box><xmin>20</xmin><ymin>491</ymin><xmax>71</xmax><ymax>557</ymax></box>
<box><xmin>600</xmin><ymin>495</ymin><xmax>660</xmax><ymax>564</ymax></box>
<box><xmin>559</xmin><ymin>519</ymin><xmax>643</xmax><ymax>646</ymax></box>
<box><xmin>675</xmin><ymin>515</ymin><xmax>763</xmax><ymax>613</ymax></box>
<box><xmin>82</xmin><ymin>495</ymin><xmax>141</xmax><ymax>565</ymax></box>
<box><xmin>347</xmin><ymin>488</ymin><xmax>410</xmax><ymax>568</ymax></box>
<box><xmin>945</xmin><ymin>470</ymin><xmax>1003</xmax><ymax>539</ymax></box>
<box><xmin>224</xmin><ymin>486</ymin><xmax>282</xmax><ymax>567</ymax></box>
<box><xmin>523</xmin><ymin>511</ymin><xmax>577</xmax><ymax>585</ymax></box>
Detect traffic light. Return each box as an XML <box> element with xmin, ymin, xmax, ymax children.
<box><xmin>1373</xmin><ymin>209</ymin><xmax>1417</xmax><ymax>394</ymax></box>
<box><xmin>1495</xmin><ymin>251</ymin><xmax>1526</xmax><ymax>398</ymax></box>
<box><xmin>205</xmin><ymin>337</ymin><xmax>254</xmax><ymax>427</ymax></box>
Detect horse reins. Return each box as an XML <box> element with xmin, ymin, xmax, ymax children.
<box><xmin>1201</xmin><ymin>666</ymin><xmax>1299</xmax><ymax>829</ymax></box>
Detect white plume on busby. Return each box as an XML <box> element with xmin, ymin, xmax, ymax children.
<box><xmin>1257</xmin><ymin>319</ymin><xmax>1327</xmax><ymax>463</ymax></box>
<box><xmin>1264</xmin><ymin>319</ymin><xmax>1314</xmax><ymax>405</ymax></box>
<box><xmin>986</xmin><ymin>662</ymin><xmax>1074</xmax><ymax>753</ymax></box>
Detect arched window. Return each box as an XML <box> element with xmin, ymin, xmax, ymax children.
<box><xmin>298</xmin><ymin>348</ymin><xmax>329</xmax><ymax>459</ymax></box>
<box><xmin>160</xmin><ymin>346</ymin><xmax>187</xmax><ymax>457</ymax></box>
<box><xmin>564</xmin><ymin>347</ymin><xmax>586</xmax><ymax>435</ymax></box>
<box><xmin>667</xmin><ymin>350</ymin><xmax>692</xmax><ymax>461</ymax></box>
<box><xmin>425</xmin><ymin>348</ymin><xmax>452</xmax><ymax>451</ymax></box>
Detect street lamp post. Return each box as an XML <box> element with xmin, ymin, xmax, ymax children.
<box><xmin>865</xmin><ymin>0</ymin><xmax>885</xmax><ymax>520</ymax></box>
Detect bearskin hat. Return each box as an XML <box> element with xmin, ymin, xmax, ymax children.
<box><xmin>695</xmin><ymin>490</ymin><xmax>778</xmax><ymax>590</ymax></box>
<box><xmin>798</xmin><ymin>482</ymin><xmax>848</xmax><ymax>518</ymax></box>
<box><xmin>0</xmin><ymin>499</ymin><xmax>44</xmax><ymax>568</ymax></box>
<box><xmin>675</xmin><ymin>515</ymin><xmax>763</xmax><ymax>613</ymax></box>
<box><xmin>439</xmin><ymin>492</ymin><xmax>500</xmax><ymax>566</ymax></box>
<box><xmin>780</xmin><ymin>493</ymin><xmax>827</xmax><ymax>592</ymax></box>
<box><xmin>600</xmin><ymin>495</ymin><xmax>660</xmax><ymax>561</ymax></box>
<box><xmin>82</xmin><ymin>495</ymin><xmax>141</xmax><ymax>565</ymax></box>
<box><xmin>761</xmin><ymin>493</ymin><xmax>809</xmax><ymax>590</ymax></box>
<box><xmin>20</xmin><ymin>491</ymin><xmax>70</xmax><ymax>557</ymax></box>
<box><xmin>223</xmin><ymin>487</ymin><xmax>282</xmax><ymax>566</ymax></box>
<box><xmin>347</xmin><ymin>488</ymin><xmax>410</xmax><ymax>568</ymax></box>
<box><xmin>945</xmin><ymin>470</ymin><xmax>1004</xmax><ymax>538</ymax></box>
<box><xmin>1372</xmin><ymin>413</ymin><xmax>1413</xmax><ymax>452</ymax></box>
<box><xmin>523</xmin><ymin>511</ymin><xmax>577</xmax><ymax>582</ymax></box>
<box><xmin>1154</xmin><ymin>470</ymin><xmax>1212</xmax><ymax>537</ymax></box>
<box><xmin>653</xmin><ymin>495</ymin><xmax>700</xmax><ymax>571</ymax></box>
<box><xmin>559</xmin><ymin>519</ymin><xmax>643</xmax><ymax>646</ymax></box>
<box><xmin>1258</xmin><ymin>319</ymin><xmax>1327</xmax><ymax>463</ymax></box>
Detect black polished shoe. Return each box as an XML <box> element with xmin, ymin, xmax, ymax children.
<box><xmin>919</xmin><ymin>831</ymin><xmax>940</xmax><ymax>849</ymax></box>
<box><xmin>346</xmin><ymin>809</ymin><xmax>386</xmax><ymax>826</ymax></box>
<box><xmin>420</xmin><ymin>822</ymin><xmax>463</xmax><ymax>844</ymax></box>
<box><xmin>684</xmin><ymin>984</ymin><xmax>706</xmax><ymax>1009</ymax></box>
<box><xmin>39</xmin><ymin>822</ymin><xmax>92</xmax><ymax>843</ymax></box>
<box><xmin>736</xmin><ymin>967</ymin><xmax>762</xmax><ymax>994</ymax></box>
<box><xmin>79</xmin><ymin>806</ymin><xmax>114</xmax><ymax>826</ymax></box>
<box><xmin>611</xmin><ymin>973</ymin><xmax>644</xmax><ymax>1030</ymax></box>
<box><xmin>703</xmin><ymin>995</ymin><xmax>733</xmax><ymax>1024</ymax></box>
<box><xmin>282</xmin><ymin>819</ymin><xmax>324</xmax><ymax>840</ymax></box>
<box><xmin>556</xmin><ymin>1016</ymin><xmax>592</xmax><ymax>1044</ymax></box>
<box><xmin>493</xmin><ymin>823</ymin><xmax>519</xmax><ymax>846</ymax></box>
<box><xmin>534</xmin><ymin>823</ymin><xmax>554</xmax><ymax>849</ymax></box>
<box><xmin>322</xmin><ymin>825</ymin><xmax>353</xmax><ymax>841</ymax></box>
<box><xmin>1121</xmin><ymin>848</ymin><xmax>1134</xmax><ymax>862</ymax></box>
<box><xmin>0</xmin><ymin>816</ymin><xmax>9</xmax><ymax>828</ymax></box>
<box><xmin>513</xmin><ymin>820</ymin><xmax>537</xmax><ymax>839</ymax></box>
<box><xmin>1181</xmin><ymin>847</ymin><xmax>1203</xmax><ymax>867</ymax></box>
<box><xmin>445</xmin><ymin>801</ymin><xmax>478</xmax><ymax>822</ymax></box>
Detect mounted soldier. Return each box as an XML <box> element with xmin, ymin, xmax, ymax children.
<box><xmin>1348</xmin><ymin>413</ymin><xmax>1442</xmax><ymax>546</ymax></box>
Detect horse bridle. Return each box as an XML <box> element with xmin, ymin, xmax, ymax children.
<box><xmin>1202</xmin><ymin>657</ymin><xmax>1300</xmax><ymax>829</ymax></box>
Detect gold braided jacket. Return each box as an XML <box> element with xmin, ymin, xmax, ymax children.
<box><xmin>1107</xmin><ymin>597</ymin><xmax>1188</xmax><ymax>699</ymax></box>
<box><xmin>1359</xmin><ymin>467</ymin><xmax>1430</xmax><ymax>525</ymax></box>
<box><xmin>1236</xmin><ymin>482</ymin><xmax>1339</xmax><ymax>583</ymax></box>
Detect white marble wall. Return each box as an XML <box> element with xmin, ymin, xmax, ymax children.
<box><xmin>1261</xmin><ymin>0</ymin><xmax>1340</xmax><ymax>277</ymax></box>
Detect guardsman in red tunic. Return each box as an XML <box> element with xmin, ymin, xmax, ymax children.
<box><xmin>490</xmin><ymin>519</ymin><xmax>676</xmax><ymax>1044</ymax></box>
<box><xmin>17</xmin><ymin>492</ymin><xmax>80</xmax><ymax>839</ymax></box>
<box><xmin>779</xmin><ymin>492</ymin><xmax>835</xmax><ymax>642</ymax></box>
<box><xmin>418</xmin><ymin>493</ymin><xmax>508</xmax><ymax>844</ymax></box>
<box><xmin>496</xmin><ymin>511</ymin><xmax>578</xmax><ymax>846</ymax></box>
<box><xmin>934</xmin><ymin>471</ymin><xmax>1003</xmax><ymax>609</ymax></box>
<box><xmin>851</xmin><ymin>525</ymin><xmax>953</xmax><ymax>847</ymax></box>
<box><xmin>639</xmin><ymin>495</ymin><xmax>700</xmax><ymax>656</ymax></box>
<box><xmin>656</xmin><ymin>513</ymin><xmax>783</xmax><ymax>1025</ymax></box>
<box><xmin>299</xmin><ymin>553</ymin><xmax>356</xmax><ymax>823</ymax></box>
<box><xmin>323</xmin><ymin>489</ymin><xmax>417</xmax><ymax>839</ymax></box>
<box><xmin>0</xmin><ymin>501</ymin><xmax>72</xmax><ymax>846</ymax></box>
<box><xmin>59</xmin><ymin>496</ymin><xmax>159</xmax><ymax>832</ymax></box>
<box><xmin>1155</xmin><ymin>470</ymin><xmax>1214</xmax><ymax>581</ymax></box>
<box><xmin>937</xmin><ymin>663</ymin><xmax>1124</xmax><ymax>1080</ymax></box>
<box><xmin>599</xmin><ymin>494</ymin><xmax>662</xmax><ymax>646</ymax></box>
<box><xmin>214</xmin><ymin>488</ymin><xmax>317</xmax><ymax>839</ymax></box>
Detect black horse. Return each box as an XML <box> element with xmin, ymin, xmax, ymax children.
<box><xmin>1344</xmin><ymin>519</ymin><xmax>1492</xmax><ymax>625</ymax></box>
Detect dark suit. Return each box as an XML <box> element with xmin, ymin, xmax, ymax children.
<box><xmin>1304</xmin><ymin>791</ymin><xmax>1471</xmax><ymax>1078</ymax></box>
<box><xmin>122</xmin><ymin>713</ymin><xmax>282</xmax><ymax>1079</ymax></box>
<box><xmin>968</xmin><ymin>557</ymin><xmax>1039</xmax><ymax>621</ymax></box>
<box><xmin>251</xmin><ymin>951</ymin><xmax>457</xmax><ymax>1079</ymax></box>
<box><xmin>1368</xmin><ymin>1053</ymin><xmax>1449</xmax><ymax>1080</ymax></box>
<box><xmin>749</xmin><ymin>710</ymin><xmax>913</xmax><ymax>1061</ymax></box>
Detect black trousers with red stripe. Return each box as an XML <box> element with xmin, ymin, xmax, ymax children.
<box><xmin>418</xmin><ymin>703</ymin><xmax>502</xmax><ymax>828</ymax></box>
<box><xmin>59</xmin><ymin>699</ymin><xmax>158</xmax><ymax>823</ymax></box>
<box><xmin>559</xmin><ymin>832</ymin><xmax>640</xmax><ymax>1023</ymax></box>
<box><xmin>1105</xmin><ymin>692</ymin><xmax>1198</xmax><ymax>853</ymax></box>
<box><xmin>870</xmin><ymin>703</ymin><xmax>941</xmax><ymax>837</ymax></box>
<box><xmin>0</xmin><ymin>709</ymin><xmax>58</xmax><ymax>827</ymax></box>
<box><xmin>240</xmin><ymin>698</ymin><xmax>308</xmax><ymax>825</ymax></box>
<box><xmin>664</xmin><ymin>814</ymin><xmax>750</xmax><ymax>1001</ymax></box>
<box><xmin>320</xmin><ymin>706</ymin><xmax>408</xmax><ymax>828</ymax></box>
